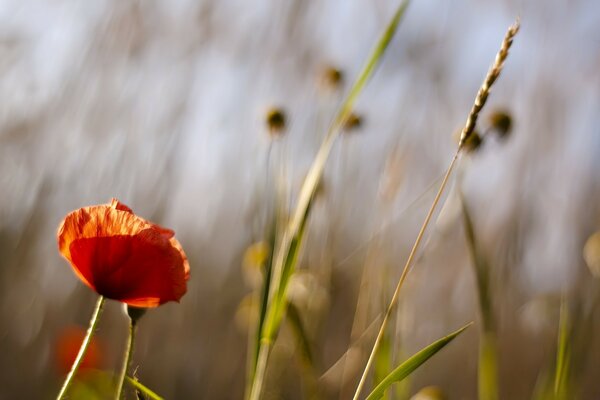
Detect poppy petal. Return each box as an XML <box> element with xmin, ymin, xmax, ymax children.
<box><xmin>58</xmin><ymin>200</ymin><xmax>190</xmax><ymax>307</ymax></box>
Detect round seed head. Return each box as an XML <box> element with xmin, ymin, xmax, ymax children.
<box><xmin>265</xmin><ymin>107</ymin><xmax>287</xmax><ymax>137</ymax></box>
<box><xmin>488</xmin><ymin>109</ymin><xmax>513</xmax><ymax>138</ymax></box>
<box><xmin>342</xmin><ymin>112</ymin><xmax>363</xmax><ymax>133</ymax></box>
<box><xmin>320</xmin><ymin>65</ymin><xmax>344</xmax><ymax>91</ymax></box>
<box><xmin>463</xmin><ymin>129</ymin><xmax>483</xmax><ymax>153</ymax></box>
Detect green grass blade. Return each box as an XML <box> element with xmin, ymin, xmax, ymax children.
<box><xmin>248</xmin><ymin>3</ymin><xmax>409</xmax><ymax>398</ymax></box>
<box><xmin>334</xmin><ymin>0</ymin><xmax>409</xmax><ymax>126</ymax></box>
<box><xmin>291</xmin><ymin>0</ymin><xmax>409</xmax><ymax>236</ymax></box>
<box><xmin>365</xmin><ymin>323</ymin><xmax>472</xmax><ymax>400</ymax></box>
<box><xmin>460</xmin><ymin>193</ymin><xmax>498</xmax><ymax>400</ymax></box>
<box><xmin>554</xmin><ymin>298</ymin><xmax>571</xmax><ymax>399</ymax></box>
<box><xmin>263</xmin><ymin>0</ymin><xmax>410</xmax><ymax>350</ymax></box>
<box><xmin>126</xmin><ymin>376</ymin><xmax>164</xmax><ymax>400</ymax></box>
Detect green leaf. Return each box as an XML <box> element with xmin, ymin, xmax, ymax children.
<box><xmin>365</xmin><ymin>323</ymin><xmax>472</xmax><ymax>400</ymax></box>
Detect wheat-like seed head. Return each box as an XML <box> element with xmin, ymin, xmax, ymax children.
<box><xmin>459</xmin><ymin>19</ymin><xmax>520</xmax><ymax>148</ymax></box>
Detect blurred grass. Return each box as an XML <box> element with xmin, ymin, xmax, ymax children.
<box><xmin>247</xmin><ymin>2</ymin><xmax>409</xmax><ymax>399</ymax></box>
<box><xmin>460</xmin><ymin>192</ymin><xmax>499</xmax><ymax>400</ymax></box>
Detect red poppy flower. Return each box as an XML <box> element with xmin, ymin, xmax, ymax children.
<box><xmin>58</xmin><ymin>199</ymin><xmax>190</xmax><ymax>307</ymax></box>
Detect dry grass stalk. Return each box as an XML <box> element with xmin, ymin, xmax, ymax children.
<box><xmin>459</xmin><ymin>20</ymin><xmax>520</xmax><ymax>148</ymax></box>
<box><xmin>352</xmin><ymin>19</ymin><xmax>521</xmax><ymax>400</ymax></box>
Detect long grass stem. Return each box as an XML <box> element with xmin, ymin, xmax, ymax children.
<box><xmin>56</xmin><ymin>295</ymin><xmax>105</xmax><ymax>400</ymax></box>
<box><xmin>352</xmin><ymin>149</ymin><xmax>461</xmax><ymax>400</ymax></box>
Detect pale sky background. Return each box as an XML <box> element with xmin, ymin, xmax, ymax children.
<box><xmin>0</xmin><ymin>0</ymin><xmax>599</xmax><ymax>398</ymax></box>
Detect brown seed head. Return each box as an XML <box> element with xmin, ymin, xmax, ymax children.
<box><xmin>463</xmin><ymin>129</ymin><xmax>483</xmax><ymax>153</ymax></box>
<box><xmin>265</xmin><ymin>107</ymin><xmax>287</xmax><ymax>136</ymax></box>
<box><xmin>488</xmin><ymin>109</ymin><xmax>513</xmax><ymax>138</ymax></box>
<box><xmin>320</xmin><ymin>65</ymin><xmax>344</xmax><ymax>91</ymax></box>
<box><xmin>459</xmin><ymin>20</ymin><xmax>520</xmax><ymax>148</ymax></box>
<box><xmin>343</xmin><ymin>112</ymin><xmax>363</xmax><ymax>133</ymax></box>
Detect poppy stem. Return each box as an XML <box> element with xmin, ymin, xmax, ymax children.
<box><xmin>115</xmin><ymin>318</ymin><xmax>138</xmax><ymax>400</ymax></box>
<box><xmin>56</xmin><ymin>295</ymin><xmax>105</xmax><ymax>400</ymax></box>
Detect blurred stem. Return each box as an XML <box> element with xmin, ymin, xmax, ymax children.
<box><xmin>460</xmin><ymin>190</ymin><xmax>498</xmax><ymax>400</ymax></box>
<box><xmin>352</xmin><ymin>148</ymin><xmax>461</xmax><ymax>400</ymax></box>
<box><xmin>115</xmin><ymin>318</ymin><xmax>138</xmax><ymax>400</ymax></box>
<box><xmin>479</xmin><ymin>332</ymin><xmax>499</xmax><ymax>400</ymax></box>
<box><xmin>56</xmin><ymin>295</ymin><xmax>105</xmax><ymax>400</ymax></box>
<box><xmin>554</xmin><ymin>297</ymin><xmax>570</xmax><ymax>399</ymax></box>
<box><xmin>249</xmin><ymin>339</ymin><xmax>272</xmax><ymax>400</ymax></box>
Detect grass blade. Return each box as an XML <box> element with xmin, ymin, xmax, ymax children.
<box><xmin>460</xmin><ymin>192</ymin><xmax>498</xmax><ymax>400</ymax></box>
<box><xmin>365</xmin><ymin>323</ymin><xmax>472</xmax><ymax>400</ymax></box>
<box><xmin>554</xmin><ymin>298</ymin><xmax>571</xmax><ymax>399</ymax></box>
<box><xmin>247</xmin><ymin>3</ymin><xmax>410</xmax><ymax>399</ymax></box>
<box><xmin>125</xmin><ymin>376</ymin><xmax>164</xmax><ymax>400</ymax></box>
<box><xmin>352</xmin><ymin>20</ymin><xmax>520</xmax><ymax>400</ymax></box>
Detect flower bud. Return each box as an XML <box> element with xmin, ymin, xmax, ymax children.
<box><xmin>125</xmin><ymin>304</ymin><xmax>147</xmax><ymax>323</ymax></box>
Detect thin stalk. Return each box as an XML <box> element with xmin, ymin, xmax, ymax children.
<box><xmin>247</xmin><ymin>3</ymin><xmax>410</xmax><ymax>398</ymax></box>
<box><xmin>56</xmin><ymin>295</ymin><xmax>105</xmax><ymax>400</ymax></box>
<box><xmin>352</xmin><ymin>149</ymin><xmax>461</xmax><ymax>400</ymax></box>
<box><xmin>554</xmin><ymin>297</ymin><xmax>570</xmax><ymax>399</ymax></box>
<box><xmin>249</xmin><ymin>339</ymin><xmax>272</xmax><ymax>400</ymax></box>
<box><xmin>115</xmin><ymin>319</ymin><xmax>138</xmax><ymax>400</ymax></box>
<box><xmin>352</xmin><ymin>20</ymin><xmax>519</xmax><ymax>399</ymax></box>
<box><xmin>459</xmin><ymin>187</ymin><xmax>498</xmax><ymax>400</ymax></box>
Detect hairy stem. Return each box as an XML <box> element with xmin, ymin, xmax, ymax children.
<box><xmin>56</xmin><ymin>296</ymin><xmax>105</xmax><ymax>400</ymax></box>
<box><xmin>115</xmin><ymin>319</ymin><xmax>138</xmax><ymax>400</ymax></box>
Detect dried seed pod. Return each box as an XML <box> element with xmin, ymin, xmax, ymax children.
<box><xmin>265</xmin><ymin>107</ymin><xmax>287</xmax><ymax>137</ymax></box>
<box><xmin>320</xmin><ymin>65</ymin><xmax>344</xmax><ymax>91</ymax></box>
<box><xmin>462</xmin><ymin>129</ymin><xmax>483</xmax><ymax>153</ymax></box>
<box><xmin>488</xmin><ymin>109</ymin><xmax>513</xmax><ymax>138</ymax></box>
<box><xmin>342</xmin><ymin>112</ymin><xmax>363</xmax><ymax>133</ymax></box>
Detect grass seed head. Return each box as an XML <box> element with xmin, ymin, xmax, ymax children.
<box><xmin>488</xmin><ymin>109</ymin><xmax>513</xmax><ymax>138</ymax></box>
<box><xmin>265</xmin><ymin>107</ymin><xmax>287</xmax><ymax>137</ymax></box>
<box><xmin>320</xmin><ymin>65</ymin><xmax>345</xmax><ymax>91</ymax></box>
<box><xmin>343</xmin><ymin>112</ymin><xmax>363</xmax><ymax>133</ymax></box>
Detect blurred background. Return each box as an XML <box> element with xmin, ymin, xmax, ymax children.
<box><xmin>1</xmin><ymin>0</ymin><xmax>600</xmax><ymax>398</ymax></box>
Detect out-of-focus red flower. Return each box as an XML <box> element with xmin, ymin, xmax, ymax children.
<box><xmin>55</xmin><ymin>326</ymin><xmax>102</xmax><ymax>374</ymax></box>
<box><xmin>58</xmin><ymin>199</ymin><xmax>190</xmax><ymax>307</ymax></box>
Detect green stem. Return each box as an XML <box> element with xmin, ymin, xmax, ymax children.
<box><xmin>56</xmin><ymin>295</ymin><xmax>105</xmax><ymax>400</ymax></box>
<box><xmin>248</xmin><ymin>339</ymin><xmax>272</xmax><ymax>400</ymax></box>
<box><xmin>115</xmin><ymin>318</ymin><xmax>138</xmax><ymax>400</ymax></box>
<box><xmin>554</xmin><ymin>297</ymin><xmax>570</xmax><ymax>399</ymax></box>
<box><xmin>479</xmin><ymin>331</ymin><xmax>499</xmax><ymax>400</ymax></box>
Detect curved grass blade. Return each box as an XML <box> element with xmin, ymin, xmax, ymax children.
<box><xmin>365</xmin><ymin>323</ymin><xmax>472</xmax><ymax>400</ymax></box>
<box><xmin>126</xmin><ymin>376</ymin><xmax>164</xmax><ymax>400</ymax></box>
